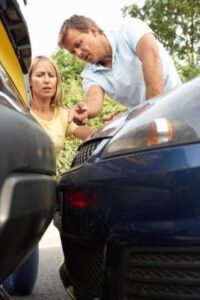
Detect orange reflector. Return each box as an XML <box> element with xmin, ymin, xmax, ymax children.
<box><xmin>147</xmin><ymin>118</ymin><xmax>173</xmax><ymax>146</ymax></box>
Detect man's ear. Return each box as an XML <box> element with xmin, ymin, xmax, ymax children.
<box><xmin>89</xmin><ymin>26</ymin><xmax>98</xmax><ymax>36</ymax></box>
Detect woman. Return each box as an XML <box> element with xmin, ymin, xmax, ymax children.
<box><xmin>29</xmin><ymin>55</ymin><xmax>94</xmax><ymax>157</ymax></box>
<box><xmin>3</xmin><ymin>56</ymin><xmax>94</xmax><ymax>296</ymax></box>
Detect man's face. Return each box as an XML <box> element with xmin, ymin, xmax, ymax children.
<box><xmin>63</xmin><ymin>27</ymin><xmax>102</xmax><ymax>64</ymax></box>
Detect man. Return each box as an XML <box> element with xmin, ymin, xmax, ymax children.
<box><xmin>58</xmin><ymin>15</ymin><xmax>181</xmax><ymax>125</ymax></box>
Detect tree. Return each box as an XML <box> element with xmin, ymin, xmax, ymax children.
<box><xmin>52</xmin><ymin>49</ymin><xmax>86</xmax><ymax>80</ymax></box>
<box><xmin>122</xmin><ymin>0</ymin><xmax>200</xmax><ymax>81</ymax></box>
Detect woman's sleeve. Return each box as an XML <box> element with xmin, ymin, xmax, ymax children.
<box><xmin>65</xmin><ymin>121</ymin><xmax>78</xmax><ymax>138</ymax></box>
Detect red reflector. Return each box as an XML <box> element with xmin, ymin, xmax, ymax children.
<box><xmin>68</xmin><ymin>191</ymin><xmax>97</xmax><ymax>208</ymax></box>
<box><xmin>70</xmin><ymin>200</ymin><xmax>87</xmax><ymax>208</ymax></box>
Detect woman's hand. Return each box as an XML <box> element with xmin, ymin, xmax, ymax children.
<box><xmin>68</xmin><ymin>102</ymin><xmax>88</xmax><ymax>125</ymax></box>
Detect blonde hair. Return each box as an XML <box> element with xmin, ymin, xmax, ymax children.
<box><xmin>58</xmin><ymin>15</ymin><xmax>103</xmax><ymax>48</ymax></box>
<box><xmin>29</xmin><ymin>56</ymin><xmax>63</xmax><ymax>107</ymax></box>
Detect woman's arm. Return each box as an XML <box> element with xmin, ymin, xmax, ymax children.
<box><xmin>73</xmin><ymin>125</ymin><xmax>96</xmax><ymax>140</ymax></box>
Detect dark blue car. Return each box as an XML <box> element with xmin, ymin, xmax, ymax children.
<box><xmin>58</xmin><ymin>77</ymin><xmax>200</xmax><ymax>300</ymax></box>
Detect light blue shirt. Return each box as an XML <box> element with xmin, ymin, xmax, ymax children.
<box><xmin>82</xmin><ymin>18</ymin><xmax>181</xmax><ymax>108</ymax></box>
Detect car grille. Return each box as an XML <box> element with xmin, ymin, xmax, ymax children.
<box><xmin>61</xmin><ymin>235</ymin><xmax>104</xmax><ymax>298</ymax></box>
<box><xmin>71</xmin><ymin>139</ymin><xmax>102</xmax><ymax>168</ymax></box>
<box><xmin>121</xmin><ymin>246</ymin><xmax>200</xmax><ymax>300</ymax></box>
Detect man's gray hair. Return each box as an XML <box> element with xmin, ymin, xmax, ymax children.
<box><xmin>58</xmin><ymin>15</ymin><xmax>103</xmax><ymax>48</ymax></box>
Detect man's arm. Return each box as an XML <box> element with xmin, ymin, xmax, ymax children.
<box><xmin>136</xmin><ymin>33</ymin><xmax>164</xmax><ymax>100</ymax></box>
<box><xmin>68</xmin><ymin>85</ymin><xmax>105</xmax><ymax>125</ymax></box>
<box><xmin>73</xmin><ymin>125</ymin><xmax>96</xmax><ymax>140</ymax></box>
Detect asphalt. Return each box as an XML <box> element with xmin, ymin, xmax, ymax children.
<box><xmin>12</xmin><ymin>222</ymin><xmax>70</xmax><ymax>300</ymax></box>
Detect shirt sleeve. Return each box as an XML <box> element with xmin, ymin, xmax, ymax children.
<box><xmin>82</xmin><ymin>76</ymin><xmax>98</xmax><ymax>94</ymax></box>
<box><xmin>65</xmin><ymin>121</ymin><xmax>78</xmax><ymax>138</ymax></box>
<box><xmin>81</xmin><ymin>65</ymin><xmax>99</xmax><ymax>94</ymax></box>
<box><xmin>122</xmin><ymin>18</ymin><xmax>154</xmax><ymax>52</ymax></box>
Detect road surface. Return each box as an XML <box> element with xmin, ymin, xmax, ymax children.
<box><xmin>13</xmin><ymin>222</ymin><xmax>70</xmax><ymax>300</ymax></box>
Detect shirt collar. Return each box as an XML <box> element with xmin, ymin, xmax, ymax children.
<box><xmin>105</xmin><ymin>30</ymin><xmax>117</xmax><ymax>64</ymax></box>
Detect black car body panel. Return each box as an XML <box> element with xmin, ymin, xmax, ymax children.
<box><xmin>0</xmin><ymin>95</ymin><xmax>57</xmax><ymax>281</ymax></box>
<box><xmin>0</xmin><ymin>174</ymin><xmax>56</xmax><ymax>281</ymax></box>
<box><xmin>0</xmin><ymin>0</ymin><xmax>57</xmax><ymax>282</ymax></box>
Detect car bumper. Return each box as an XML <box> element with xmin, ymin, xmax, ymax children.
<box><xmin>0</xmin><ymin>173</ymin><xmax>57</xmax><ymax>281</ymax></box>
<box><xmin>59</xmin><ymin>142</ymin><xmax>200</xmax><ymax>299</ymax></box>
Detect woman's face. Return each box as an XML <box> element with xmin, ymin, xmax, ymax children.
<box><xmin>30</xmin><ymin>60</ymin><xmax>57</xmax><ymax>100</ymax></box>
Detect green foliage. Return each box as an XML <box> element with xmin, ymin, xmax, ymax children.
<box><xmin>177</xmin><ymin>63</ymin><xmax>200</xmax><ymax>83</ymax></box>
<box><xmin>122</xmin><ymin>0</ymin><xmax>200</xmax><ymax>81</ymax></box>
<box><xmin>56</xmin><ymin>137</ymin><xmax>82</xmax><ymax>175</ymax></box>
<box><xmin>52</xmin><ymin>49</ymin><xmax>86</xmax><ymax>82</ymax></box>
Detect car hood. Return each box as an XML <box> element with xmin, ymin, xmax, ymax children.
<box><xmin>91</xmin><ymin>101</ymin><xmax>152</xmax><ymax>139</ymax></box>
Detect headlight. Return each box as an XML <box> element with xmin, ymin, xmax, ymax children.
<box><xmin>103</xmin><ymin>117</ymin><xmax>198</xmax><ymax>158</ymax></box>
<box><xmin>102</xmin><ymin>78</ymin><xmax>200</xmax><ymax>158</ymax></box>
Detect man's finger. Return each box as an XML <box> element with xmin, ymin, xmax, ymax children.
<box><xmin>74</xmin><ymin>117</ymin><xmax>88</xmax><ymax>126</ymax></box>
<box><xmin>103</xmin><ymin>110</ymin><xmax>123</xmax><ymax>123</ymax></box>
